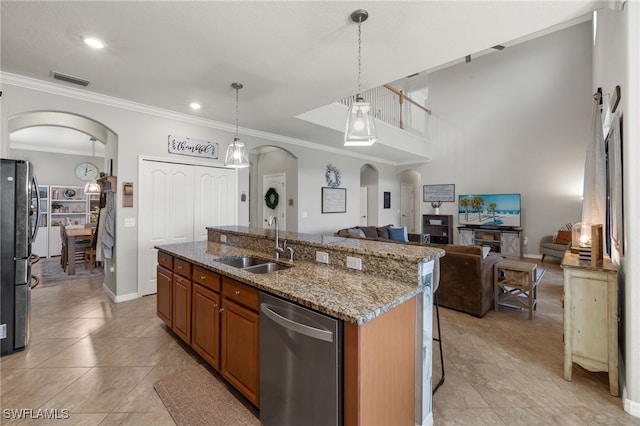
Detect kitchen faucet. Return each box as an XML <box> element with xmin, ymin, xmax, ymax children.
<box><xmin>266</xmin><ymin>215</ymin><xmax>285</xmax><ymax>260</ymax></box>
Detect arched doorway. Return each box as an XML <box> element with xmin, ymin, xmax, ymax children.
<box><xmin>360</xmin><ymin>164</ymin><xmax>379</xmax><ymax>226</ymax></box>
<box><xmin>398</xmin><ymin>169</ymin><xmax>422</xmax><ymax>234</ymax></box>
<box><xmin>7</xmin><ymin>111</ymin><xmax>118</xmax><ymax>290</ymax></box>
<box><xmin>249</xmin><ymin>146</ymin><xmax>298</xmax><ymax>232</ymax></box>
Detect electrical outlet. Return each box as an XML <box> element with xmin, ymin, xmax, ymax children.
<box><xmin>220</xmin><ymin>234</ymin><xmax>227</xmax><ymax>243</ymax></box>
<box><xmin>316</xmin><ymin>251</ymin><xmax>329</xmax><ymax>264</ymax></box>
<box><xmin>346</xmin><ymin>256</ymin><xmax>362</xmax><ymax>270</ymax></box>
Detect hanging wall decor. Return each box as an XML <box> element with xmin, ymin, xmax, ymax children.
<box><xmin>265</xmin><ymin>187</ymin><xmax>279</xmax><ymax>210</ymax></box>
<box><xmin>168</xmin><ymin>135</ymin><xmax>219</xmax><ymax>159</ymax></box>
<box><xmin>325</xmin><ymin>164</ymin><xmax>341</xmax><ymax>188</ymax></box>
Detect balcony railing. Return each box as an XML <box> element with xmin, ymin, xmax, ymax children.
<box><xmin>339</xmin><ymin>84</ymin><xmax>432</xmax><ymax>136</ymax></box>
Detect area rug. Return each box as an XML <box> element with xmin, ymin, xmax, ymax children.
<box><xmin>154</xmin><ymin>364</ymin><xmax>260</xmax><ymax>426</ymax></box>
<box><xmin>31</xmin><ymin>256</ymin><xmax>104</xmax><ymax>287</ymax></box>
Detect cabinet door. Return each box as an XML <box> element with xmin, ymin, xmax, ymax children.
<box><xmin>221</xmin><ymin>298</ymin><xmax>259</xmax><ymax>407</ymax></box>
<box><xmin>501</xmin><ymin>232</ymin><xmax>521</xmax><ymax>257</ymax></box>
<box><xmin>157</xmin><ymin>266</ymin><xmax>173</xmax><ymax>327</ymax></box>
<box><xmin>192</xmin><ymin>283</ymin><xmax>221</xmax><ymax>370</ymax></box>
<box><xmin>172</xmin><ymin>275</ymin><xmax>192</xmax><ymax>344</ymax></box>
<box><xmin>459</xmin><ymin>228</ymin><xmax>473</xmax><ymax>245</ymax></box>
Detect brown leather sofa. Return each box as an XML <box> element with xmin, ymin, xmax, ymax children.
<box><xmin>335</xmin><ymin>225</ymin><xmax>502</xmax><ymax>317</ymax></box>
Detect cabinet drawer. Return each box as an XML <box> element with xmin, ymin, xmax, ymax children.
<box><xmin>158</xmin><ymin>251</ymin><xmax>173</xmax><ymax>269</ymax></box>
<box><xmin>222</xmin><ymin>277</ymin><xmax>259</xmax><ymax>311</ymax></box>
<box><xmin>174</xmin><ymin>258</ymin><xmax>192</xmax><ymax>278</ymax></box>
<box><xmin>193</xmin><ymin>266</ymin><xmax>221</xmax><ymax>292</ymax></box>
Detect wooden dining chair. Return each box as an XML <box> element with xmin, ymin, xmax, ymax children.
<box><xmin>83</xmin><ymin>226</ymin><xmax>98</xmax><ymax>273</ymax></box>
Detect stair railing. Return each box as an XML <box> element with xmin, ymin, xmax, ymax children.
<box><xmin>338</xmin><ymin>84</ymin><xmax>432</xmax><ymax>134</ymax></box>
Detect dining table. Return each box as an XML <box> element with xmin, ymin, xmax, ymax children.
<box><xmin>65</xmin><ymin>227</ymin><xmax>94</xmax><ymax>275</ymax></box>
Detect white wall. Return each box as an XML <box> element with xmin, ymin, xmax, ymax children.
<box><xmin>8</xmin><ymin>149</ymin><xmax>101</xmax><ymax>185</ymax></box>
<box><xmin>404</xmin><ymin>21</ymin><xmax>592</xmax><ymax>256</ymax></box>
<box><xmin>0</xmin><ymin>79</ymin><xmax>402</xmax><ymax>299</ymax></box>
<box><xmin>594</xmin><ymin>3</ymin><xmax>640</xmax><ymax>418</ymax></box>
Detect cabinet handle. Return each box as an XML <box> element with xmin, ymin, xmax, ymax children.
<box><xmin>177</xmin><ymin>265</ymin><xmax>182</xmax><ymax>269</ymax></box>
<box><xmin>213</xmin><ymin>303</ymin><xmax>218</xmax><ymax>308</ymax></box>
<box><xmin>219</xmin><ymin>308</ymin><xmax>225</xmax><ymax>313</ymax></box>
<box><xmin>234</xmin><ymin>290</ymin><xmax>240</xmax><ymax>295</ymax></box>
<box><xmin>200</xmin><ymin>275</ymin><xmax>206</xmax><ymax>280</ymax></box>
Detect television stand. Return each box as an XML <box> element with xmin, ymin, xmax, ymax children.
<box><xmin>458</xmin><ymin>226</ymin><xmax>523</xmax><ymax>258</ymax></box>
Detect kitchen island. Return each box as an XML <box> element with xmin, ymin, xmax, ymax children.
<box><xmin>156</xmin><ymin>226</ymin><xmax>444</xmax><ymax>426</ymax></box>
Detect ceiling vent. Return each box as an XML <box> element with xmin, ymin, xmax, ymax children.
<box><xmin>49</xmin><ymin>71</ymin><xmax>91</xmax><ymax>87</ymax></box>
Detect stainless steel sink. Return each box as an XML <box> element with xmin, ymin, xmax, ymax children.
<box><xmin>243</xmin><ymin>262</ymin><xmax>292</xmax><ymax>274</ymax></box>
<box><xmin>216</xmin><ymin>255</ymin><xmax>271</xmax><ymax>269</ymax></box>
<box><xmin>215</xmin><ymin>255</ymin><xmax>292</xmax><ymax>274</ymax></box>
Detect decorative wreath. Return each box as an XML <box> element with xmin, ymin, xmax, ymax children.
<box><xmin>325</xmin><ymin>164</ymin><xmax>341</xmax><ymax>188</ymax></box>
<box><xmin>265</xmin><ymin>187</ymin><xmax>279</xmax><ymax>210</ymax></box>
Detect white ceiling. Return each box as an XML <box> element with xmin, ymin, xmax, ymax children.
<box><xmin>1</xmin><ymin>1</ymin><xmax>601</xmax><ymax>163</ymax></box>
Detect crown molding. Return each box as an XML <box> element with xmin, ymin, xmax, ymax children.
<box><xmin>1</xmin><ymin>72</ymin><xmax>399</xmax><ymax>166</ymax></box>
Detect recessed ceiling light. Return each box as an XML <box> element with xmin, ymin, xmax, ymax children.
<box><xmin>84</xmin><ymin>37</ymin><xmax>105</xmax><ymax>49</ymax></box>
<box><xmin>189</xmin><ymin>102</ymin><xmax>201</xmax><ymax>110</ymax></box>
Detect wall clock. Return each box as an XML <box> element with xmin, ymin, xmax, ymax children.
<box><xmin>75</xmin><ymin>162</ymin><xmax>99</xmax><ymax>181</ymax></box>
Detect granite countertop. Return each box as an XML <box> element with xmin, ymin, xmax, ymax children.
<box><xmin>156</xmin><ymin>239</ymin><xmax>439</xmax><ymax>325</ymax></box>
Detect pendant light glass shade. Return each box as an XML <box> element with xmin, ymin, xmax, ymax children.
<box><xmin>344</xmin><ymin>95</ymin><xmax>377</xmax><ymax>146</ymax></box>
<box><xmin>224</xmin><ymin>82</ymin><xmax>250</xmax><ymax>168</ymax></box>
<box><xmin>84</xmin><ymin>138</ymin><xmax>101</xmax><ymax>194</ymax></box>
<box><xmin>344</xmin><ymin>9</ymin><xmax>377</xmax><ymax>146</ymax></box>
<box><xmin>224</xmin><ymin>137</ymin><xmax>250</xmax><ymax>168</ymax></box>
<box><xmin>84</xmin><ymin>181</ymin><xmax>101</xmax><ymax>194</ymax></box>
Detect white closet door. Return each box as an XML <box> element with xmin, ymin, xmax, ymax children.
<box><xmin>193</xmin><ymin>166</ymin><xmax>237</xmax><ymax>241</ymax></box>
<box><xmin>139</xmin><ymin>161</ymin><xmax>195</xmax><ymax>296</ymax></box>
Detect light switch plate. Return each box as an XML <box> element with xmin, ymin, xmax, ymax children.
<box><xmin>124</xmin><ymin>217</ymin><xmax>135</xmax><ymax>227</ymax></box>
<box><xmin>220</xmin><ymin>234</ymin><xmax>227</xmax><ymax>243</ymax></box>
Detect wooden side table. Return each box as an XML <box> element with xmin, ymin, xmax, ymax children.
<box><xmin>494</xmin><ymin>260</ymin><xmax>543</xmax><ymax>320</ymax></box>
<box><xmin>561</xmin><ymin>252</ymin><xmax>618</xmax><ymax>396</ymax></box>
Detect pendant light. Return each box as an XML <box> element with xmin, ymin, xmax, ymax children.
<box><xmin>344</xmin><ymin>9</ymin><xmax>377</xmax><ymax>146</ymax></box>
<box><xmin>84</xmin><ymin>138</ymin><xmax>101</xmax><ymax>194</ymax></box>
<box><xmin>224</xmin><ymin>82</ymin><xmax>250</xmax><ymax>168</ymax></box>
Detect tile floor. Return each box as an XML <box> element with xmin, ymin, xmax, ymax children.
<box><xmin>1</xmin><ymin>258</ymin><xmax>638</xmax><ymax>425</ymax></box>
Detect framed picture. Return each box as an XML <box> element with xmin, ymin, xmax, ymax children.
<box><xmin>423</xmin><ymin>184</ymin><xmax>455</xmax><ymax>202</ymax></box>
<box><xmin>321</xmin><ymin>187</ymin><xmax>346</xmax><ymax>213</ymax></box>
<box><xmin>383</xmin><ymin>191</ymin><xmax>391</xmax><ymax>209</ymax></box>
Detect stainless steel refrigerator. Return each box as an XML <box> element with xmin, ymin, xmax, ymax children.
<box><xmin>1</xmin><ymin>159</ymin><xmax>40</xmax><ymax>356</ymax></box>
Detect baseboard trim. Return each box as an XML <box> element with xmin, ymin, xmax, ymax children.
<box><xmin>625</xmin><ymin>397</ymin><xmax>640</xmax><ymax>418</ymax></box>
<box><xmin>102</xmin><ymin>283</ymin><xmax>140</xmax><ymax>303</ymax></box>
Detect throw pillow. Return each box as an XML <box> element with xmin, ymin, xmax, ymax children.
<box><xmin>377</xmin><ymin>226</ymin><xmax>390</xmax><ymax>240</ymax></box>
<box><xmin>389</xmin><ymin>226</ymin><xmax>409</xmax><ymax>242</ymax></box>
<box><xmin>347</xmin><ymin>228</ymin><xmax>366</xmax><ymax>238</ymax></box>
<box><xmin>555</xmin><ymin>230</ymin><xmax>572</xmax><ymax>245</ymax></box>
<box><xmin>359</xmin><ymin>226</ymin><xmax>378</xmax><ymax>238</ymax></box>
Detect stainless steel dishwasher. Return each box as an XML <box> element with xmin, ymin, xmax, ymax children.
<box><xmin>260</xmin><ymin>292</ymin><xmax>342</xmax><ymax>426</ymax></box>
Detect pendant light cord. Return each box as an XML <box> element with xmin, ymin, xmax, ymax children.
<box><xmin>234</xmin><ymin>86</ymin><xmax>240</xmax><ymax>144</ymax></box>
<box><xmin>357</xmin><ymin>16</ymin><xmax>362</xmax><ymax>98</ymax></box>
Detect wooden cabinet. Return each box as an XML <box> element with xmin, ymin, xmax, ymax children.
<box><xmin>157</xmin><ymin>265</ymin><xmax>173</xmax><ymax>327</ymax></box>
<box><xmin>561</xmin><ymin>252</ymin><xmax>618</xmax><ymax>396</ymax></box>
<box><xmin>422</xmin><ymin>214</ymin><xmax>453</xmax><ymax>244</ymax></box>
<box><xmin>221</xmin><ymin>277</ymin><xmax>260</xmax><ymax>407</ymax></box>
<box><xmin>155</xmin><ymin>252</ymin><xmax>259</xmax><ymax>407</ymax></box>
<box><xmin>192</xmin><ymin>283</ymin><xmax>221</xmax><ymax>368</ymax></box>
<box><xmin>172</xmin><ymin>274</ymin><xmax>192</xmax><ymax>344</ymax></box>
<box><xmin>192</xmin><ymin>266</ymin><xmax>222</xmax><ymax>368</ymax></box>
<box><xmin>458</xmin><ymin>226</ymin><xmax>523</xmax><ymax>257</ymax></box>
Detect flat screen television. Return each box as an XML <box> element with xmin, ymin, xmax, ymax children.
<box><xmin>458</xmin><ymin>193</ymin><xmax>521</xmax><ymax>228</ymax></box>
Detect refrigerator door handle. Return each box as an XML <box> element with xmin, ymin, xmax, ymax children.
<box><xmin>31</xmin><ymin>174</ymin><xmax>40</xmax><ymax>243</ymax></box>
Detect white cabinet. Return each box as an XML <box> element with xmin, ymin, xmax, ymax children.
<box><xmin>561</xmin><ymin>252</ymin><xmax>618</xmax><ymax>396</ymax></box>
<box><xmin>35</xmin><ymin>185</ymin><xmax>97</xmax><ymax>258</ymax></box>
